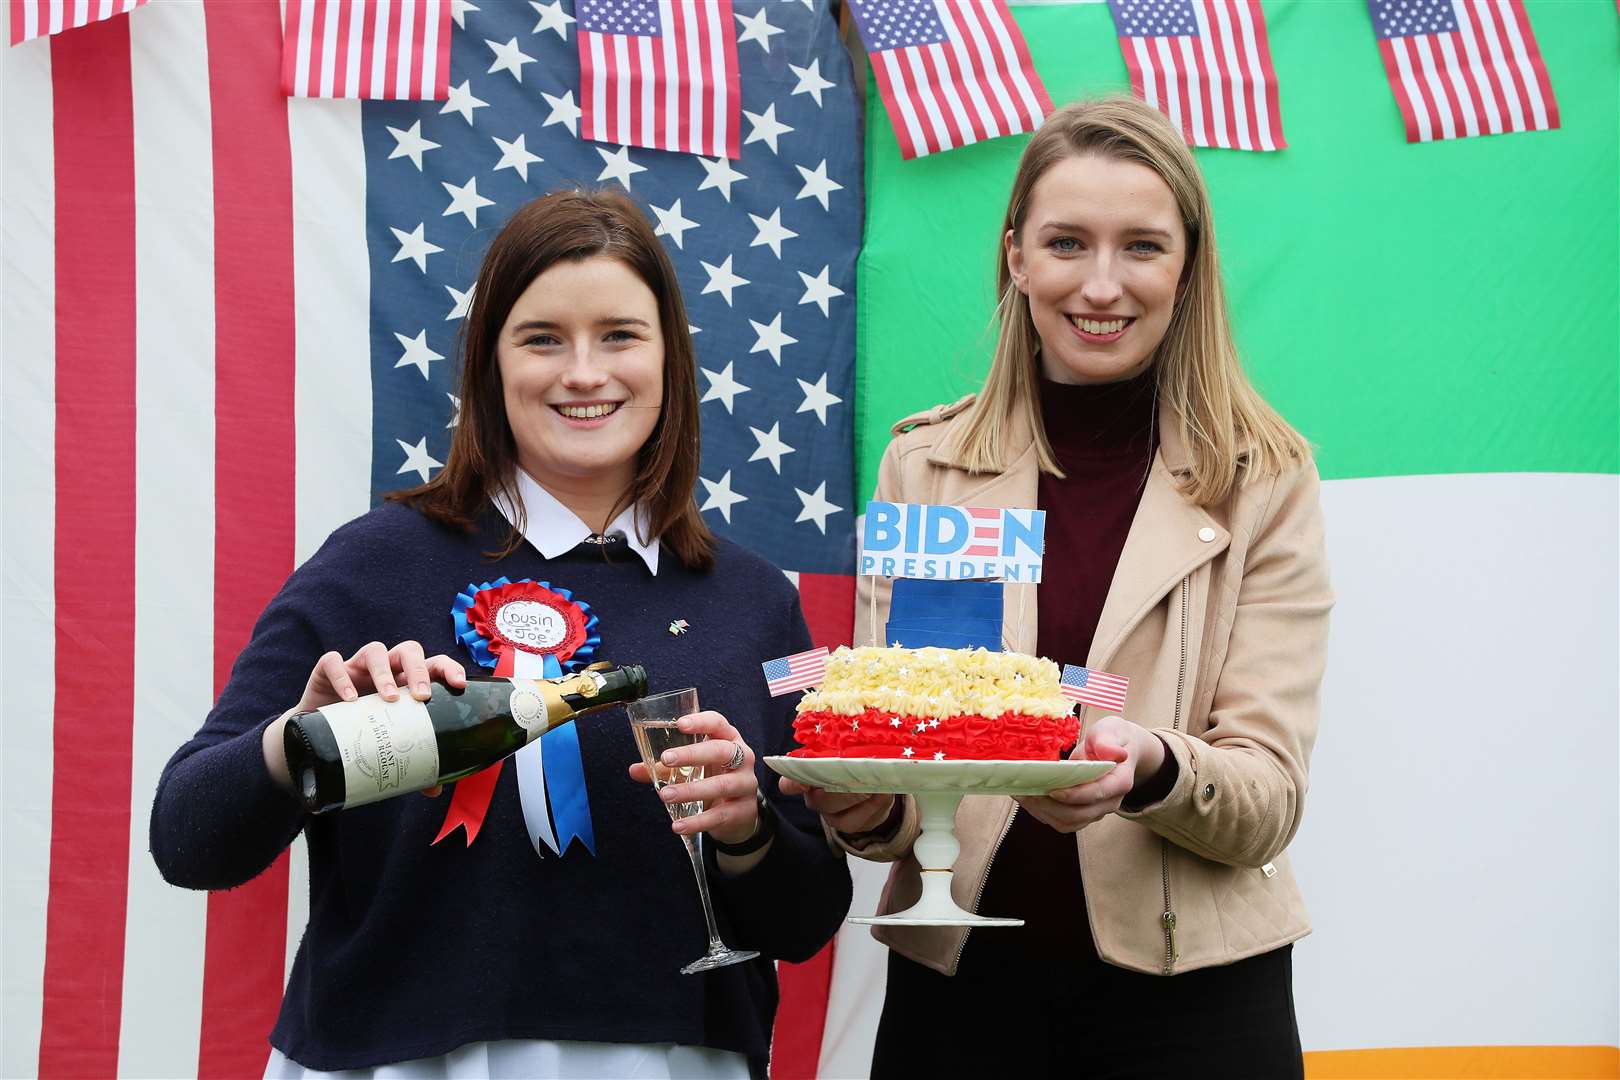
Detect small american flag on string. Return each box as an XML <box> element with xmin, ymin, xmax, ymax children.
<box><xmin>280</xmin><ymin>0</ymin><xmax>453</xmax><ymax>100</ymax></box>
<box><xmin>9</xmin><ymin>0</ymin><xmax>146</xmax><ymax>46</ymax></box>
<box><xmin>577</xmin><ymin>0</ymin><xmax>741</xmax><ymax>158</ymax></box>
<box><xmin>1367</xmin><ymin>0</ymin><xmax>1558</xmax><ymax>143</ymax></box>
<box><xmin>1060</xmin><ymin>664</ymin><xmax>1131</xmax><ymax>712</ymax></box>
<box><xmin>763</xmin><ymin>647</ymin><xmax>830</xmax><ymax>697</ymax></box>
<box><xmin>845</xmin><ymin>0</ymin><xmax>1052</xmax><ymax>160</ymax></box>
<box><xmin>1106</xmin><ymin>0</ymin><xmax>1286</xmax><ymax>152</ymax></box>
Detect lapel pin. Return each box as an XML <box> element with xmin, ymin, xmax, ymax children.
<box><xmin>668</xmin><ymin>619</ymin><xmax>690</xmax><ymax>636</ymax></box>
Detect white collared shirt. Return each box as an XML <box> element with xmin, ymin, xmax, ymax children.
<box><xmin>494</xmin><ymin>468</ymin><xmax>659</xmax><ymax>576</ymax></box>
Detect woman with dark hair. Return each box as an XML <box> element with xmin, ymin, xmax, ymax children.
<box><xmin>150</xmin><ymin>189</ymin><xmax>850</xmax><ymax>1079</ymax></box>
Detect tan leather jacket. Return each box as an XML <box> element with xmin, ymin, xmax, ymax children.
<box><xmin>838</xmin><ymin>393</ymin><xmax>1333</xmax><ymax>976</ymax></box>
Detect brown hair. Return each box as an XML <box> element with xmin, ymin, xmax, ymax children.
<box><xmin>954</xmin><ymin>96</ymin><xmax>1309</xmax><ymax>504</ymax></box>
<box><xmin>389</xmin><ymin>188</ymin><xmax>715</xmax><ymax>570</ymax></box>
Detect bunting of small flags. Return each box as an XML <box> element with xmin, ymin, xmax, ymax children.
<box><xmin>1367</xmin><ymin>0</ymin><xmax>1558</xmax><ymax>143</ymax></box>
<box><xmin>577</xmin><ymin>0</ymin><xmax>742</xmax><ymax>159</ymax></box>
<box><xmin>1060</xmin><ymin>664</ymin><xmax>1131</xmax><ymax>712</ymax></box>
<box><xmin>1107</xmin><ymin>0</ymin><xmax>1286</xmax><ymax>152</ymax></box>
<box><xmin>280</xmin><ymin>0</ymin><xmax>453</xmax><ymax>100</ymax></box>
<box><xmin>9</xmin><ymin>0</ymin><xmax>146</xmax><ymax>46</ymax></box>
<box><xmin>762</xmin><ymin>647</ymin><xmax>830</xmax><ymax>697</ymax></box>
<box><xmin>846</xmin><ymin>0</ymin><xmax>1053</xmax><ymax>160</ymax></box>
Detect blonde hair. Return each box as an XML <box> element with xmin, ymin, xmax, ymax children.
<box><xmin>955</xmin><ymin>96</ymin><xmax>1308</xmax><ymax>505</ymax></box>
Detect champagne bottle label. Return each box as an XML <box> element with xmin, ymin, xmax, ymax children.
<box><xmin>317</xmin><ymin>696</ymin><xmax>442</xmax><ymax>807</ymax></box>
<box><xmin>507</xmin><ymin>679</ymin><xmax>550</xmax><ymax>736</ymax></box>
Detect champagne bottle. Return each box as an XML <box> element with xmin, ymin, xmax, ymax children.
<box><xmin>283</xmin><ymin>662</ymin><xmax>648</xmax><ymax>813</ymax></box>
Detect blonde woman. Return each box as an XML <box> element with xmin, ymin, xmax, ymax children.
<box><xmin>782</xmin><ymin>98</ymin><xmax>1332</xmax><ymax>1076</ymax></box>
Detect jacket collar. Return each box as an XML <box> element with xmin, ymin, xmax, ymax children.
<box><xmin>923</xmin><ymin>397</ymin><xmax>1228</xmax><ymax>667</ymax></box>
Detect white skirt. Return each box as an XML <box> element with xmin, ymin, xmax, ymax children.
<box><xmin>265</xmin><ymin>1039</ymin><xmax>751</xmax><ymax>1079</ymax></box>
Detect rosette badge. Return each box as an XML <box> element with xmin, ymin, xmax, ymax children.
<box><xmin>439</xmin><ymin>576</ymin><xmax>607</xmax><ymax>857</ymax></box>
<box><xmin>454</xmin><ymin>577</ymin><xmax>600</xmax><ymax>678</ymax></box>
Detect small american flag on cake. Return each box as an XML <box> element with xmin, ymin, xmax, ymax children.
<box><xmin>1060</xmin><ymin>664</ymin><xmax>1130</xmax><ymax>712</ymax></box>
<box><xmin>763</xmin><ymin>647</ymin><xmax>830</xmax><ymax>697</ymax></box>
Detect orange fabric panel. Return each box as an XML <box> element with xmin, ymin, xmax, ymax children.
<box><xmin>1305</xmin><ymin>1045</ymin><xmax>1620</xmax><ymax>1079</ymax></box>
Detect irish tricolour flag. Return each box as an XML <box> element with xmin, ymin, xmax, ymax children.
<box><xmin>820</xmin><ymin>4</ymin><xmax>1617</xmax><ymax>1077</ymax></box>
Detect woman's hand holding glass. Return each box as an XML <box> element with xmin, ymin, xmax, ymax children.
<box><xmin>1014</xmin><ymin>714</ymin><xmax>1163</xmax><ymax>834</ymax></box>
<box><xmin>627</xmin><ymin>710</ymin><xmax>759</xmax><ymax>844</ymax></box>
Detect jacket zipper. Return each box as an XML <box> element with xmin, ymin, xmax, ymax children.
<box><xmin>949</xmin><ymin>804</ymin><xmax>1018</xmax><ymax>971</ymax></box>
<box><xmin>1160</xmin><ymin>575</ymin><xmax>1190</xmax><ymax>974</ymax></box>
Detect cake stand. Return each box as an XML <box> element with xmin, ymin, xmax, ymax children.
<box><xmin>764</xmin><ymin>756</ymin><xmax>1115</xmax><ymax>927</ymax></box>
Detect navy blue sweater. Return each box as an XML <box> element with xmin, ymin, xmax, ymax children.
<box><xmin>149</xmin><ymin>502</ymin><xmax>851</xmax><ymax>1072</ymax></box>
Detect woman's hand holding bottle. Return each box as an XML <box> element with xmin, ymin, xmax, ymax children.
<box><xmin>262</xmin><ymin>641</ymin><xmax>467</xmax><ymax>794</ymax></box>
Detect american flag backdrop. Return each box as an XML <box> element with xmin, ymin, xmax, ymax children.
<box><xmin>1367</xmin><ymin>0</ymin><xmax>1558</xmax><ymax>143</ymax></box>
<box><xmin>0</xmin><ymin>2</ymin><xmax>856</xmax><ymax>1076</ymax></box>
<box><xmin>1106</xmin><ymin>0</ymin><xmax>1286</xmax><ymax>152</ymax></box>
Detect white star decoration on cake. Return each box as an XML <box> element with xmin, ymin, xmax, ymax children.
<box><xmin>889</xmin><ymin>717</ymin><xmax>901</xmax><ymax>728</ymax></box>
<box><xmin>933</xmin><ymin>751</ymin><xmax>946</xmax><ymax>761</ymax></box>
<box><xmin>903</xmin><ymin>747</ymin><xmax>914</xmax><ymax>758</ymax></box>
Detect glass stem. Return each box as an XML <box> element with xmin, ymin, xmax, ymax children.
<box><xmin>681</xmin><ymin>833</ymin><xmax>727</xmax><ymax>950</ymax></box>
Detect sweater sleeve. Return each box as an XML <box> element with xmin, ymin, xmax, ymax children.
<box><xmin>149</xmin><ymin>530</ymin><xmax>364</xmax><ymax>891</ymax></box>
<box><xmin>710</xmin><ymin>592</ymin><xmax>852</xmax><ymax>963</ymax></box>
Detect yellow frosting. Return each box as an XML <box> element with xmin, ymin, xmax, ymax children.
<box><xmin>795</xmin><ymin>645</ymin><xmax>1070</xmax><ymax>720</ymax></box>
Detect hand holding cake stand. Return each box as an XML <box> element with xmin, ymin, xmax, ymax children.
<box><xmin>765</xmin><ymin>755</ymin><xmax>1115</xmax><ymax>926</ymax></box>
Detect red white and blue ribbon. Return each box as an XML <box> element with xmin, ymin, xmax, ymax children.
<box><xmin>436</xmin><ymin>577</ymin><xmax>601</xmax><ymax>856</ymax></box>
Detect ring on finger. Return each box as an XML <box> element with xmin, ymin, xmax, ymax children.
<box><xmin>724</xmin><ymin>740</ymin><xmax>746</xmax><ymax>771</ymax></box>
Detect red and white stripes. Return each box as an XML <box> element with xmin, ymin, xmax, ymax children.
<box><xmin>3</xmin><ymin>2</ymin><xmax>374</xmax><ymax>1075</ymax></box>
<box><xmin>866</xmin><ymin>0</ymin><xmax>1052</xmax><ymax>160</ymax></box>
<box><xmin>280</xmin><ymin>0</ymin><xmax>452</xmax><ymax>101</ymax></box>
<box><xmin>8</xmin><ymin>0</ymin><xmax>146</xmax><ymax>46</ymax></box>
<box><xmin>1118</xmin><ymin>0</ymin><xmax>1286</xmax><ymax>152</ymax></box>
<box><xmin>1376</xmin><ymin>0</ymin><xmax>1558</xmax><ymax>143</ymax></box>
<box><xmin>578</xmin><ymin>0</ymin><xmax>741</xmax><ymax>160</ymax></box>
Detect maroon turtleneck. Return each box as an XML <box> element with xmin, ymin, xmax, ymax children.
<box><xmin>960</xmin><ymin>367</ymin><xmax>1169</xmax><ymax>976</ymax></box>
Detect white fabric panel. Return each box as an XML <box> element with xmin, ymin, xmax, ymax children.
<box><xmin>287</xmin><ymin>80</ymin><xmax>374</xmax><ymax>984</ymax></box>
<box><xmin>289</xmin><ymin>93</ymin><xmax>372</xmax><ymax>569</ymax></box>
<box><xmin>1293</xmin><ymin>472</ymin><xmax>1619</xmax><ymax>1050</ymax></box>
<box><xmin>121</xmin><ymin>5</ymin><xmax>216</xmax><ymax>1074</ymax></box>
<box><xmin>0</xmin><ymin>36</ymin><xmax>58</xmax><ymax>1080</ymax></box>
<box><xmin>264</xmin><ymin>1037</ymin><xmax>750</xmax><ymax>1078</ymax></box>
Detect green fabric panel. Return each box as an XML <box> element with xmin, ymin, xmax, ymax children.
<box><xmin>855</xmin><ymin>0</ymin><xmax>1619</xmax><ymax>498</ymax></box>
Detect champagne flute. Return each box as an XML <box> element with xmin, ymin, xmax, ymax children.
<box><xmin>628</xmin><ymin>687</ymin><xmax>760</xmax><ymax>974</ymax></box>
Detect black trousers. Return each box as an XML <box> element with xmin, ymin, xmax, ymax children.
<box><xmin>870</xmin><ymin>941</ymin><xmax>1303</xmax><ymax>1079</ymax></box>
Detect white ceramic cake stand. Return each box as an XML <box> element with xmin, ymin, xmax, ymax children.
<box><xmin>764</xmin><ymin>756</ymin><xmax>1115</xmax><ymax>927</ymax></box>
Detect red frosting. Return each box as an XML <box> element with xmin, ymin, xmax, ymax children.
<box><xmin>789</xmin><ymin>707</ymin><xmax>1079</xmax><ymax>761</ymax></box>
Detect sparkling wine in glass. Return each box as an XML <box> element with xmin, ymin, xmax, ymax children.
<box><xmin>628</xmin><ymin>687</ymin><xmax>760</xmax><ymax>975</ymax></box>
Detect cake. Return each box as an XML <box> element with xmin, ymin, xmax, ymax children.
<box><xmin>789</xmin><ymin>646</ymin><xmax>1079</xmax><ymax>761</ymax></box>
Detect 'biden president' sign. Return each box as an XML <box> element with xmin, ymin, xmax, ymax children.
<box><xmin>860</xmin><ymin>502</ymin><xmax>1046</xmax><ymax>581</ymax></box>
